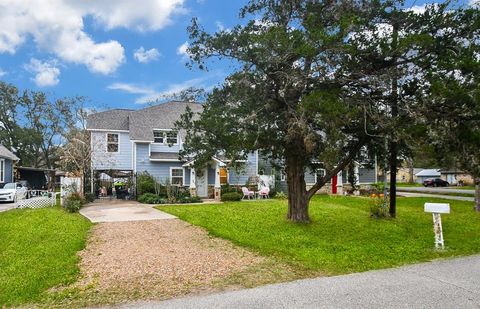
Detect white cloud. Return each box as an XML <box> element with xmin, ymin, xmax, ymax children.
<box><xmin>0</xmin><ymin>68</ymin><xmax>6</xmax><ymax>77</ymax></box>
<box><xmin>133</xmin><ymin>47</ymin><xmax>161</xmax><ymax>63</ymax></box>
<box><xmin>108</xmin><ymin>75</ymin><xmax>217</xmax><ymax>104</ymax></box>
<box><xmin>0</xmin><ymin>0</ymin><xmax>185</xmax><ymax>74</ymax></box>
<box><xmin>470</xmin><ymin>0</ymin><xmax>480</xmax><ymax>7</ymax></box>
<box><xmin>25</xmin><ymin>58</ymin><xmax>61</xmax><ymax>87</ymax></box>
<box><xmin>177</xmin><ymin>41</ymin><xmax>190</xmax><ymax>61</ymax></box>
<box><xmin>107</xmin><ymin>83</ymin><xmax>154</xmax><ymax>95</ymax></box>
<box><xmin>406</xmin><ymin>3</ymin><xmax>439</xmax><ymax>14</ymax></box>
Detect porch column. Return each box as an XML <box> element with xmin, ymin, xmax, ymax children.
<box><xmin>336</xmin><ymin>170</ymin><xmax>343</xmax><ymax>195</ymax></box>
<box><xmin>189</xmin><ymin>168</ymin><xmax>197</xmax><ymax>197</ymax></box>
<box><xmin>214</xmin><ymin>163</ymin><xmax>221</xmax><ymax>201</ymax></box>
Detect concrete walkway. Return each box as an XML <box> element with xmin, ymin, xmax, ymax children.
<box><xmin>398</xmin><ymin>192</ymin><xmax>474</xmax><ymax>202</ymax></box>
<box><xmin>117</xmin><ymin>255</ymin><xmax>480</xmax><ymax>309</ymax></box>
<box><xmin>0</xmin><ymin>202</ymin><xmax>16</xmax><ymax>212</ymax></box>
<box><xmin>80</xmin><ymin>200</ymin><xmax>176</xmax><ymax>223</ymax></box>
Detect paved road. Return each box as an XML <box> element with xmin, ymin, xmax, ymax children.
<box><xmin>398</xmin><ymin>186</ymin><xmax>475</xmax><ymax>194</ymax></box>
<box><xmin>0</xmin><ymin>202</ymin><xmax>16</xmax><ymax>212</ymax></box>
<box><xmin>80</xmin><ymin>200</ymin><xmax>176</xmax><ymax>223</ymax></box>
<box><xmin>397</xmin><ymin>192</ymin><xmax>475</xmax><ymax>202</ymax></box>
<box><xmin>116</xmin><ymin>255</ymin><xmax>480</xmax><ymax>309</ymax></box>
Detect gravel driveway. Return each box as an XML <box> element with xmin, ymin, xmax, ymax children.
<box><xmin>76</xmin><ymin>219</ymin><xmax>265</xmax><ymax>303</ymax></box>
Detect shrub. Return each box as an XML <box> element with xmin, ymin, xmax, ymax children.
<box><xmin>67</xmin><ymin>192</ymin><xmax>85</xmax><ymax>204</ymax></box>
<box><xmin>136</xmin><ymin>172</ymin><xmax>156</xmax><ymax>195</ymax></box>
<box><xmin>84</xmin><ymin>192</ymin><xmax>95</xmax><ymax>203</ymax></box>
<box><xmin>221</xmin><ymin>184</ymin><xmax>239</xmax><ymax>194</ymax></box>
<box><xmin>178</xmin><ymin>196</ymin><xmax>203</xmax><ymax>204</ymax></box>
<box><xmin>274</xmin><ymin>191</ymin><xmax>287</xmax><ymax>200</ymax></box>
<box><xmin>221</xmin><ymin>192</ymin><xmax>242</xmax><ymax>202</ymax></box>
<box><xmin>64</xmin><ymin>199</ymin><xmax>82</xmax><ymax>213</ymax></box>
<box><xmin>138</xmin><ymin>193</ymin><xmax>163</xmax><ymax>204</ymax></box>
<box><xmin>370</xmin><ymin>197</ymin><xmax>389</xmax><ymax>219</ymax></box>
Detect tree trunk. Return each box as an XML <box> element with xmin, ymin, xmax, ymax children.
<box><xmin>286</xmin><ymin>153</ymin><xmax>309</xmax><ymax>223</ymax></box>
<box><xmin>389</xmin><ymin>141</ymin><xmax>397</xmax><ymax>218</ymax></box>
<box><xmin>475</xmin><ymin>178</ymin><xmax>480</xmax><ymax>212</ymax></box>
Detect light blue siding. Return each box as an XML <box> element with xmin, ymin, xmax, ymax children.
<box><xmin>2</xmin><ymin>159</ymin><xmax>13</xmax><ymax>183</ymax></box>
<box><xmin>91</xmin><ymin>131</ymin><xmax>133</xmax><ymax>170</ymax></box>
<box><xmin>228</xmin><ymin>152</ymin><xmax>258</xmax><ymax>185</ymax></box>
<box><xmin>135</xmin><ymin>143</ymin><xmax>187</xmax><ymax>186</ymax></box>
<box><xmin>150</xmin><ymin>142</ymin><xmax>182</xmax><ymax>153</ymax></box>
<box><xmin>359</xmin><ymin>167</ymin><xmax>376</xmax><ymax>184</ymax></box>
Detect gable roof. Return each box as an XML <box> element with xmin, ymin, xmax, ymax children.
<box><xmin>87</xmin><ymin>108</ymin><xmax>134</xmax><ymax>131</ymax></box>
<box><xmin>86</xmin><ymin>101</ymin><xmax>203</xmax><ymax>141</ymax></box>
<box><xmin>415</xmin><ymin>169</ymin><xmax>441</xmax><ymax>177</ymax></box>
<box><xmin>0</xmin><ymin>145</ymin><xmax>19</xmax><ymax>161</ymax></box>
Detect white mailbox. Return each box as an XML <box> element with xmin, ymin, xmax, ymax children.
<box><xmin>424</xmin><ymin>202</ymin><xmax>450</xmax><ymax>249</ymax></box>
<box><xmin>424</xmin><ymin>203</ymin><xmax>450</xmax><ymax>214</ymax></box>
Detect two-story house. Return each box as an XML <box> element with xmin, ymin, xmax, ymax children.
<box><xmin>87</xmin><ymin>101</ymin><xmax>377</xmax><ymax>199</ymax></box>
<box><xmin>0</xmin><ymin>145</ymin><xmax>19</xmax><ymax>185</ymax></box>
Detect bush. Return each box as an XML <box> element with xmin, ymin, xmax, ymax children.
<box><xmin>221</xmin><ymin>192</ymin><xmax>242</xmax><ymax>202</ymax></box>
<box><xmin>64</xmin><ymin>199</ymin><xmax>82</xmax><ymax>213</ymax></box>
<box><xmin>84</xmin><ymin>192</ymin><xmax>95</xmax><ymax>203</ymax></box>
<box><xmin>274</xmin><ymin>191</ymin><xmax>287</xmax><ymax>200</ymax></box>
<box><xmin>138</xmin><ymin>193</ymin><xmax>163</xmax><ymax>204</ymax></box>
<box><xmin>136</xmin><ymin>172</ymin><xmax>156</xmax><ymax>195</ymax></box>
<box><xmin>177</xmin><ymin>196</ymin><xmax>203</xmax><ymax>204</ymax></box>
<box><xmin>221</xmin><ymin>184</ymin><xmax>239</xmax><ymax>194</ymax></box>
<box><xmin>370</xmin><ymin>197</ymin><xmax>389</xmax><ymax>219</ymax></box>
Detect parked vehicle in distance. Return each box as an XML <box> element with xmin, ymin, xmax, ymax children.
<box><xmin>423</xmin><ymin>178</ymin><xmax>449</xmax><ymax>187</ymax></box>
<box><xmin>0</xmin><ymin>182</ymin><xmax>28</xmax><ymax>203</ymax></box>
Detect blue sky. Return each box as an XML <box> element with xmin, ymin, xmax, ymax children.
<box><xmin>0</xmin><ymin>0</ymin><xmax>465</xmax><ymax>111</ymax></box>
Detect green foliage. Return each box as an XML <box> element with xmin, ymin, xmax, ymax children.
<box><xmin>369</xmin><ymin>197</ymin><xmax>390</xmax><ymax>219</ymax></box>
<box><xmin>162</xmin><ymin>196</ymin><xmax>480</xmax><ymax>274</ymax></box>
<box><xmin>221</xmin><ymin>192</ymin><xmax>242</xmax><ymax>202</ymax></box>
<box><xmin>0</xmin><ymin>207</ymin><xmax>91</xmax><ymax>306</ymax></box>
<box><xmin>221</xmin><ymin>184</ymin><xmax>239</xmax><ymax>194</ymax></box>
<box><xmin>137</xmin><ymin>193</ymin><xmax>163</xmax><ymax>204</ymax></box>
<box><xmin>84</xmin><ymin>192</ymin><xmax>95</xmax><ymax>203</ymax></box>
<box><xmin>136</xmin><ymin>172</ymin><xmax>156</xmax><ymax>195</ymax></box>
<box><xmin>274</xmin><ymin>191</ymin><xmax>287</xmax><ymax>200</ymax></box>
<box><xmin>63</xmin><ymin>199</ymin><xmax>82</xmax><ymax>213</ymax></box>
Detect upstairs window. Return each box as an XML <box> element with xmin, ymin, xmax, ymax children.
<box><xmin>153</xmin><ymin>130</ymin><xmax>178</xmax><ymax>145</ymax></box>
<box><xmin>106</xmin><ymin>133</ymin><xmax>119</xmax><ymax>152</ymax></box>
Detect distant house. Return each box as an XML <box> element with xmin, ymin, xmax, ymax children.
<box><xmin>0</xmin><ymin>145</ymin><xmax>19</xmax><ymax>185</ymax></box>
<box><xmin>439</xmin><ymin>169</ymin><xmax>474</xmax><ymax>186</ymax></box>
<box><xmin>87</xmin><ymin>101</ymin><xmax>377</xmax><ymax>199</ymax></box>
<box><xmin>414</xmin><ymin>169</ymin><xmax>441</xmax><ymax>184</ymax></box>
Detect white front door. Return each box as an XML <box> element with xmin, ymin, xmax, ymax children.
<box><xmin>196</xmin><ymin>168</ymin><xmax>208</xmax><ymax>197</ymax></box>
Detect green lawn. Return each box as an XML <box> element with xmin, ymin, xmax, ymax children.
<box><xmin>160</xmin><ymin>196</ymin><xmax>480</xmax><ymax>275</ymax></box>
<box><xmin>0</xmin><ymin>207</ymin><xmax>92</xmax><ymax>307</ymax></box>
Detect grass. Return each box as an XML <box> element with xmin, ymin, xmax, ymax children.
<box><xmin>160</xmin><ymin>195</ymin><xmax>480</xmax><ymax>275</ymax></box>
<box><xmin>0</xmin><ymin>206</ymin><xmax>92</xmax><ymax>307</ymax></box>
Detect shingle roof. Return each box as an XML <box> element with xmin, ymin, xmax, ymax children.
<box><xmin>415</xmin><ymin>169</ymin><xmax>441</xmax><ymax>177</ymax></box>
<box><xmin>87</xmin><ymin>108</ymin><xmax>134</xmax><ymax>131</ymax></box>
<box><xmin>150</xmin><ymin>152</ymin><xmax>183</xmax><ymax>161</ymax></box>
<box><xmin>129</xmin><ymin>101</ymin><xmax>203</xmax><ymax>141</ymax></box>
<box><xmin>0</xmin><ymin>145</ymin><xmax>19</xmax><ymax>161</ymax></box>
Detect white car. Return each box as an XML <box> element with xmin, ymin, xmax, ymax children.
<box><xmin>0</xmin><ymin>182</ymin><xmax>28</xmax><ymax>203</ymax></box>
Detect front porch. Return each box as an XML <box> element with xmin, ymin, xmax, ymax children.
<box><xmin>183</xmin><ymin>158</ymin><xmax>227</xmax><ymax>201</ymax></box>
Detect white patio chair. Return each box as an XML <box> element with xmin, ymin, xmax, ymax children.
<box><xmin>242</xmin><ymin>187</ymin><xmax>255</xmax><ymax>199</ymax></box>
<box><xmin>258</xmin><ymin>187</ymin><xmax>270</xmax><ymax>199</ymax></box>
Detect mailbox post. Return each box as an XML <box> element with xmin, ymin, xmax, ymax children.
<box><xmin>424</xmin><ymin>203</ymin><xmax>450</xmax><ymax>249</ymax></box>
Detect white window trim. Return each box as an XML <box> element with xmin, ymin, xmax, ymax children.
<box><xmin>0</xmin><ymin>159</ymin><xmax>4</xmax><ymax>183</ymax></box>
<box><xmin>152</xmin><ymin>129</ymin><xmax>179</xmax><ymax>146</ymax></box>
<box><xmin>170</xmin><ymin>167</ymin><xmax>185</xmax><ymax>186</ymax></box>
<box><xmin>314</xmin><ymin>168</ymin><xmax>326</xmax><ymax>184</ymax></box>
<box><xmin>280</xmin><ymin>169</ymin><xmax>286</xmax><ymax>181</ymax></box>
<box><xmin>106</xmin><ymin>133</ymin><xmax>120</xmax><ymax>153</ymax></box>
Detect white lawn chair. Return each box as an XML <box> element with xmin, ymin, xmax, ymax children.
<box><xmin>258</xmin><ymin>187</ymin><xmax>270</xmax><ymax>199</ymax></box>
<box><xmin>242</xmin><ymin>187</ymin><xmax>255</xmax><ymax>199</ymax></box>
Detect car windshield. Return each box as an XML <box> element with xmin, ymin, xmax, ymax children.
<box><xmin>3</xmin><ymin>183</ymin><xmax>15</xmax><ymax>189</ymax></box>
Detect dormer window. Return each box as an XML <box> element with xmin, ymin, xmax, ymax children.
<box><xmin>153</xmin><ymin>130</ymin><xmax>178</xmax><ymax>145</ymax></box>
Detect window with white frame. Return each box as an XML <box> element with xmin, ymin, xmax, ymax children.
<box><xmin>0</xmin><ymin>159</ymin><xmax>4</xmax><ymax>183</ymax></box>
<box><xmin>170</xmin><ymin>168</ymin><xmax>184</xmax><ymax>186</ymax></box>
<box><xmin>106</xmin><ymin>133</ymin><xmax>119</xmax><ymax>152</ymax></box>
<box><xmin>314</xmin><ymin>168</ymin><xmax>326</xmax><ymax>184</ymax></box>
<box><xmin>280</xmin><ymin>169</ymin><xmax>286</xmax><ymax>181</ymax></box>
<box><xmin>153</xmin><ymin>130</ymin><xmax>178</xmax><ymax>145</ymax></box>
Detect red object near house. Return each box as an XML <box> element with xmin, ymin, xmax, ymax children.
<box><xmin>332</xmin><ymin>175</ymin><xmax>337</xmax><ymax>194</ymax></box>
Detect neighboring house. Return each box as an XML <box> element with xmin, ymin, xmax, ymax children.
<box><xmin>0</xmin><ymin>145</ymin><xmax>19</xmax><ymax>185</ymax></box>
<box><xmin>439</xmin><ymin>169</ymin><xmax>474</xmax><ymax>186</ymax></box>
<box><xmin>414</xmin><ymin>169</ymin><xmax>441</xmax><ymax>184</ymax></box>
<box><xmin>87</xmin><ymin>101</ymin><xmax>378</xmax><ymax>199</ymax></box>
